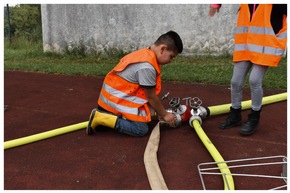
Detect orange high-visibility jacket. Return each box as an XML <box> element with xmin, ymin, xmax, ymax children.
<box><xmin>233</xmin><ymin>4</ymin><xmax>287</xmax><ymax>67</ymax></box>
<box><xmin>98</xmin><ymin>48</ymin><xmax>161</xmax><ymax>123</ymax></box>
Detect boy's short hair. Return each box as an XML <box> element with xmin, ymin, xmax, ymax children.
<box><xmin>154</xmin><ymin>31</ymin><xmax>183</xmax><ymax>54</ymax></box>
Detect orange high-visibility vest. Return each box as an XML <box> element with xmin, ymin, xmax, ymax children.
<box><xmin>233</xmin><ymin>4</ymin><xmax>287</xmax><ymax>67</ymax></box>
<box><xmin>98</xmin><ymin>48</ymin><xmax>161</xmax><ymax>123</ymax></box>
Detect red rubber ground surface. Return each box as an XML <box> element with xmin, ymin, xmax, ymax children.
<box><xmin>4</xmin><ymin>71</ymin><xmax>287</xmax><ymax>190</ymax></box>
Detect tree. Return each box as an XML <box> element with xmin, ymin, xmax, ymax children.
<box><xmin>4</xmin><ymin>4</ymin><xmax>42</xmax><ymax>42</ymax></box>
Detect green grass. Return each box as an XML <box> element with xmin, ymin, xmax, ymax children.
<box><xmin>4</xmin><ymin>40</ymin><xmax>287</xmax><ymax>90</ymax></box>
<box><xmin>163</xmin><ymin>56</ymin><xmax>287</xmax><ymax>90</ymax></box>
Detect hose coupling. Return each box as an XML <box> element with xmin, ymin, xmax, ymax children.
<box><xmin>172</xmin><ymin>112</ymin><xmax>182</xmax><ymax>128</ymax></box>
<box><xmin>165</xmin><ymin>109</ymin><xmax>182</xmax><ymax>127</ymax></box>
<box><xmin>189</xmin><ymin>106</ymin><xmax>209</xmax><ymax>127</ymax></box>
<box><xmin>189</xmin><ymin>115</ymin><xmax>202</xmax><ymax>127</ymax></box>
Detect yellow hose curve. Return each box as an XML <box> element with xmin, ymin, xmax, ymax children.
<box><xmin>191</xmin><ymin>92</ymin><xmax>287</xmax><ymax>190</ymax></box>
<box><xmin>4</xmin><ymin>121</ymin><xmax>88</xmax><ymax>150</ymax></box>
<box><xmin>193</xmin><ymin>120</ymin><xmax>234</xmax><ymax>190</ymax></box>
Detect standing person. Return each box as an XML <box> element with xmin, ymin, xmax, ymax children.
<box><xmin>209</xmin><ymin>4</ymin><xmax>287</xmax><ymax>135</ymax></box>
<box><xmin>86</xmin><ymin>31</ymin><xmax>183</xmax><ymax>137</ymax></box>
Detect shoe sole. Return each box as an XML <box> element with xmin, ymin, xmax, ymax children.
<box><xmin>239</xmin><ymin>127</ymin><xmax>257</xmax><ymax>135</ymax></box>
<box><xmin>86</xmin><ymin>109</ymin><xmax>97</xmax><ymax>135</ymax></box>
<box><xmin>239</xmin><ymin>122</ymin><xmax>259</xmax><ymax>136</ymax></box>
<box><xmin>218</xmin><ymin>121</ymin><xmax>242</xmax><ymax>129</ymax></box>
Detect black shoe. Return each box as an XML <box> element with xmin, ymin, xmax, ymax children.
<box><xmin>240</xmin><ymin>109</ymin><xmax>261</xmax><ymax>136</ymax></box>
<box><xmin>239</xmin><ymin>121</ymin><xmax>258</xmax><ymax>135</ymax></box>
<box><xmin>218</xmin><ymin>107</ymin><xmax>242</xmax><ymax>129</ymax></box>
<box><xmin>86</xmin><ymin>108</ymin><xmax>97</xmax><ymax>135</ymax></box>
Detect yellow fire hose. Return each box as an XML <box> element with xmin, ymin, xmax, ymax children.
<box><xmin>5</xmin><ymin>93</ymin><xmax>286</xmax><ymax>150</ymax></box>
<box><xmin>190</xmin><ymin>92</ymin><xmax>287</xmax><ymax>190</ymax></box>
<box><xmin>143</xmin><ymin>92</ymin><xmax>287</xmax><ymax>190</ymax></box>
<box><xmin>208</xmin><ymin>92</ymin><xmax>287</xmax><ymax>116</ymax></box>
<box><xmin>4</xmin><ymin>92</ymin><xmax>287</xmax><ymax>190</ymax></box>
<box><xmin>4</xmin><ymin>121</ymin><xmax>88</xmax><ymax>150</ymax></box>
<box><xmin>192</xmin><ymin>120</ymin><xmax>234</xmax><ymax>190</ymax></box>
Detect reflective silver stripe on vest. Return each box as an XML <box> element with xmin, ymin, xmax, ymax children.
<box><xmin>234</xmin><ymin>44</ymin><xmax>284</xmax><ymax>56</ymax></box>
<box><xmin>236</xmin><ymin>26</ymin><xmax>249</xmax><ymax>34</ymax></box>
<box><xmin>103</xmin><ymin>83</ymin><xmax>147</xmax><ymax>104</ymax></box>
<box><xmin>236</xmin><ymin>26</ymin><xmax>276</xmax><ymax>36</ymax></box>
<box><xmin>250</xmin><ymin>26</ymin><xmax>275</xmax><ymax>36</ymax></box>
<box><xmin>99</xmin><ymin>93</ymin><xmax>147</xmax><ymax>117</ymax></box>
<box><xmin>277</xmin><ymin>31</ymin><xmax>287</xmax><ymax>40</ymax></box>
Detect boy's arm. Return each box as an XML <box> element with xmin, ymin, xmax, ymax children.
<box><xmin>144</xmin><ymin>87</ymin><xmax>177</xmax><ymax>127</ymax></box>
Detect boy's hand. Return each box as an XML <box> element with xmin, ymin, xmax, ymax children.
<box><xmin>161</xmin><ymin>112</ymin><xmax>177</xmax><ymax>127</ymax></box>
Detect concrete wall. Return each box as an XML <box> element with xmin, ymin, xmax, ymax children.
<box><xmin>41</xmin><ymin>4</ymin><xmax>239</xmax><ymax>56</ymax></box>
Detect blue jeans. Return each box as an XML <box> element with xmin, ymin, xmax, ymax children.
<box><xmin>115</xmin><ymin>118</ymin><xmax>149</xmax><ymax>137</ymax></box>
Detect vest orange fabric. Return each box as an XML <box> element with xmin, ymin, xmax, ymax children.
<box><xmin>98</xmin><ymin>48</ymin><xmax>161</xmax><ymax>122</ymax></box>
<box><xmin>233</xmin><ymin>4</ymin><xmax>287</xmax><ymax>67</ymax></box>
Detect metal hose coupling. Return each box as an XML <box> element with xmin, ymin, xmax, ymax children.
<box><xmin>172</xmin><ymin>112</ymin><xmax>182</xmax><ymax>128</ymax></box>
<box><xmin>188</xmin><ymin>97</ymin><xmax>210</xmax><ymax>127</ymax></box>
<box><xmin>165</xmin><ymin>105</ymin><xmax>191</xmax><ymax>127</ymax></box>
<box><xmin>165</xmin><ymin>109</ymin><xmax>182</xmax><ymax>128</ymax></box>
<box><xmin>189</xmin><ymin>115</ymin><xmax>202</xmax><ymax>127</ymax></box>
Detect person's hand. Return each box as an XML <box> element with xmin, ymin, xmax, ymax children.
<box><xmin>209</xmin><ymin>5</ymin><xmax>219</xmax><ymax>17</ymax></box>
<box><xmin>161</xmin><ymin>112</ymin><xmax>177</xmax><ymax>127</ymax></box>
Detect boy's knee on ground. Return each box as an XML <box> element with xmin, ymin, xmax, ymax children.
<box><xmin>116</xmin><ymin>118</ymin><xmax>149</xmax><ymax>137</ymax></box>
<box><xmin>135</xmin><ymin>126</ymin><xmax>149</xmax><ymax>137</ymax></box>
